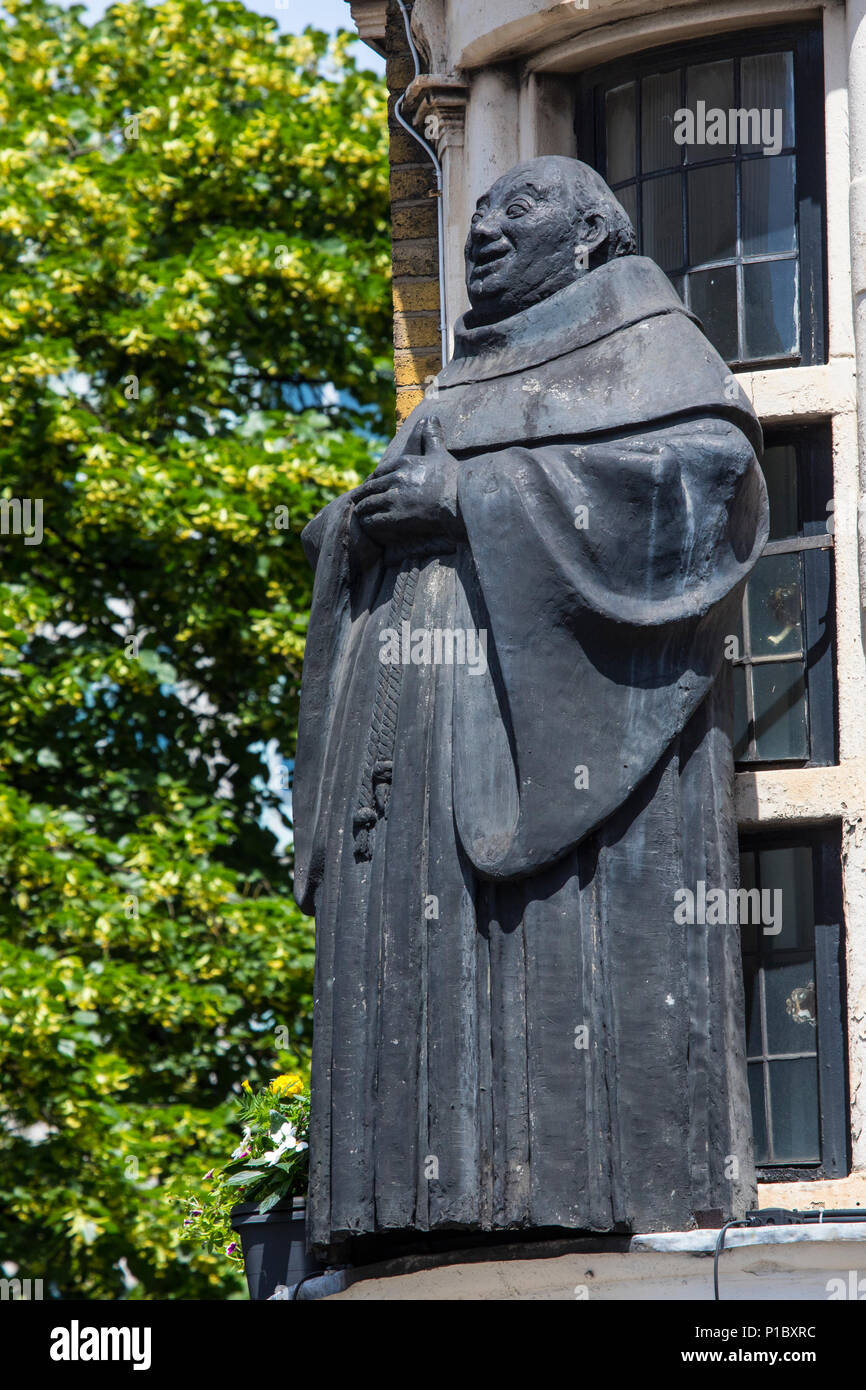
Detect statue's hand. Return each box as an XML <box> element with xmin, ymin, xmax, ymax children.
<box><xmin>353</xmin><ymin>416</ymin><xmax>463</xmax><ymax>544</ymax></box>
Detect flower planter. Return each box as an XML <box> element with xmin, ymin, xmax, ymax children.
<box><xmin>230</xmin><ymin>1197</ymin><xmax>321</xmax><ymax>1300</ymax></box>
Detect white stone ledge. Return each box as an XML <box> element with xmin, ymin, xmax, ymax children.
<box><xmin>738</xmin><ymin>361</ymin><xmax>857</xmax><ymax>424</ymax></box>
<box><xmin>735</xmin><ymin>758</ymin><xmax>866</xmax><ymax>826</ymax></box>
<box><xmin>632</xmin><ymin>1223</ymin><xmax>866</xmax><ymax>1254</ymax></box>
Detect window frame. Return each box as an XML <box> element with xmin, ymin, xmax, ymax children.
<box><xmin>739</xmin><ymin>825</ymin><xmax>849</xmax><ymax>1181</ymax></box>
<box><xmin>574</xmin><ymin>21</ymin><xmax>828</xmax><ymax>368</ymax></box>
<box><xmin>733</xmin><ymin>422</ymin><xmax>837</xmax><ymax>770</ymax></box>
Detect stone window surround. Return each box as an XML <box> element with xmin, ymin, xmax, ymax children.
<box><xmin>370</xmin><ymin>0</ymin><xmax>866</xmax><ymax>1193</ymax></box>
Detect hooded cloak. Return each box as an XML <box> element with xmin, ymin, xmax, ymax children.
<box><xmin>293</xmin><ymin>255</ymin><xmax>768</xmax><ymax>1254</ymax></box>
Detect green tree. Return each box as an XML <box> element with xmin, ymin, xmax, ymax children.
<box><xmin>0</xmin><ymin>0</ymin><xmax>391</xmax><ymax>1298</ymax></box>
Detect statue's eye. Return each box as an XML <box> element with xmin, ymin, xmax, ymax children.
<box><xmin>506</xmin><ymin>202</ymin><xmax>529</xmax><ymax>218</ymax></box>
<box><xmin>471</xmin><ymin>211</ymin><xmax>484</xmax><ymax>226</ymax></box>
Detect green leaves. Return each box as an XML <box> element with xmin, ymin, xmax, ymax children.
<box><xmin>224</xmin><ymin>1170</ymin><xmax>266</xmax><ymax>1186</ymax></box>
<box><xmin>0</xmin><ymin>0</ymin><xmax>391</xmax><ymax>1300</ymax></box>
<box><xmin>256</xmin><ymin>1191</ymin><xmax>283</xmax><ymax>1215</ymax></box>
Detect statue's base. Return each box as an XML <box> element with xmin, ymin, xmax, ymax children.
<box><xmin>290</xmin><ymin>1224</ymin><xmax>866</xmax><ymax>1300</ymax></box>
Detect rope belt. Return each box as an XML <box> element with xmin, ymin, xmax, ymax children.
<box><xmin>353</xmin><ymin>561</ymin><xmax>420</xmax><ymax>860</ymax></box>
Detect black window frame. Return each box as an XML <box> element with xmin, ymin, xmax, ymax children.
<box><xmin>575</xmin><ymin>21</ymin><xmax>828</xmax><ymax>369</ymax></box>
<box><xmin>739</xmin><ymin>825</ymin><xmax>849</xmax><ymax>1181</ymax></box>
<box><xmin>734</xmin><ymin>422</ymin><xmax>837</xmax><ymax>770</ymax></box>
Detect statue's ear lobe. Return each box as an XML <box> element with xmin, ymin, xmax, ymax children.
<box><xmin>581</xmin><ymin>210</ymin><xmax>609</xmax><ymax>253</ymax></box>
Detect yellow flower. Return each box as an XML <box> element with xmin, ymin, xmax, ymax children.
<box><xmin>241</xmin><ymin>1079</ymin><xmax>252</xmax><ymax>1093</ymax></box>
<box><xmin>270</xmin><ymin>1073</ymin><xmax>303</xmax><ymax>1097</ymax></box>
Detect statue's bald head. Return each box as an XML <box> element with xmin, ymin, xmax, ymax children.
<box><xmin>464</xmin><ymin>156</ymin><xmax>636</xmax><ymax>326</ymax></box>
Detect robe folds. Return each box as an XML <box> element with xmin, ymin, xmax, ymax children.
<box><xmin>293</xmin><ymin>256</ymin><xmax>769</xmax><ymax>1253</ymax></box>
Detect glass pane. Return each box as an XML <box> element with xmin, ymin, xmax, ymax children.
<box><xmin>765</xmin><ymin>961</ymin><xmax>818</xmax><ymax>1055</ymax></box>
<box><xmin>689</xmin><ymin>265</ymin><xmax>738</xmax><ymax>360</ymax></box>
<box><xmin>688</xmin><ymin>163</ymin><xmax>736</xmax><ymax>264</ymax></box>
<box><xmin>739</xmin><ymin>849</ymin><xmax>759</xmax><ymax>954</ymax></box>
<box><xmin>668</xmin><ymin>272</ymin><xmax>685</xmax><ymax>303</ymax></box>
<box><xmin>642</xmin><ymin>71</ymin><xmax>681</xmax><ymax>173</ymax></box>
<box><xmin>761</xmin><ymin>444</ymin><xmax>799</xmax><ymax>541</ymax></box>
<box><xmin>642</xmin><ymin>173</ymin><xmax>683</xmax><ymax>271</ymax></box>
<box><xmin>686</xmin><ymin>60</ymin><xmax>735</xmax><ymax>163</ymax></box>
<box><xmin>768</xmin><ymin>1056</ymin><xmax>820</xmax><ymax>1162</ymax></box>
<box><xmin>743</xmin><ymin>259</ymin><xmax>798</xmax><ymax>359</ymax></box>
<box><xmin>753</xmin><ymin>662</ymin><xmax>808</xmax><ymax>760</ymax></box>
<box><xmin>756</xmin><ymin>845</ymin><xmax>814</xmax><ymax>951</ymax></box>
<box><xmin>733</xmin><ymin>662</ymin><xmax>750</xmax><ymax>762</ymax></box>
<box><xmin>748</xmin><ymin>552</ymin><xmax>803</xmax><ymax>656</ymax></box>
<box><xmin>748</xmin><ymin>1063</ymin><xmax>769</xmax><ymax>1163</ymax></box>
<box><xmin>741</xmin><ymin>51</ymin><xmax>795</xmax><ymax>153</ymax></box>
<box><xmin>616</xmin><ymin>182</ymin><xmax>638</xmax><ymax>237</ymax></box>
<box><xmin>744</xmin><ymin>957</ymin><xmax>762</xmax><ymax>1055</ymax></box>
<box><xmin>606</xmin><ymin>82</ymin><xmax>636</xmax><ymax>183</ymax></box>
<box><xmin>742</xmin><ymin>156</ymin><xmax>796</xmax><ymax>256</ymax></box>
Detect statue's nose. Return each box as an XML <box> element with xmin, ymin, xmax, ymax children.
<box><xmin>471</xmin><ymin>212</ymin><xmax>502</xmax><ymax>243</ymax></box>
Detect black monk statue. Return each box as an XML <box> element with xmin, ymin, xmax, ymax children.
<box><xmin>293</xmin><ymin>156</ymin><xmax>769</xmax><ymax>1255</ymax></box>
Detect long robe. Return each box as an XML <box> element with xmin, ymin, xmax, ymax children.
<box><xmin>293</xmin><ymin>256</ymin><xmax>769</xmax><ymax>1254</ymax></box>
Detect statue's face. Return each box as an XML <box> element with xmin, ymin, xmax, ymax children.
<box><xmin>464</xmin><ymin>165</ymin><xmax>608</xmax><ymax>325</ymax></box>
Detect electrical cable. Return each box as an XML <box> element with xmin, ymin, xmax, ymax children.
<box><xmin>713</xmin><ymin>1220</ymin><xmax>744</xmax><ymax>1301</ymax></box>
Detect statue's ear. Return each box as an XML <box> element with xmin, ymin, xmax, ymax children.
<box><xmin>580</xmin><ymin>209</ymin><xmax>610</xmax><ymax>256</ymax></box>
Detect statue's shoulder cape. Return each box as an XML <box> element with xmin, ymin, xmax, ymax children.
<box><xmin>381</xmin><ymin>256</ymin><xmax>762</xmax><ymax>460</ymax></box>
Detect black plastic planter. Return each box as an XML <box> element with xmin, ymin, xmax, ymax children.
<box><xmin>231</xmin><ymin>1197</ymin><xmax>321</xmax><ymax>1300</ymax></box>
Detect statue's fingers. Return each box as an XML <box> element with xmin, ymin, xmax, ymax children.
<box><xmin>419</xmin><ymin>415</ymin><xmax>444</xmax><ymax>453</ymax></box>
<box><xmin>354</xmin><ymin>491</ymin><xmax>394</xmax><ymax>518</ymax></box>
<box><xmin>355</xmin><ymin>473</ymin><xmax>394</xmax><ymax>501</ymax></box>
<box><xmin>370</xmin><ymin>456</ymin><xmax>403</xmax><ymax>478</ymax></box>
<box><xmin>397</xmin><ymin>415</ymin><xmax>430</xmax><ymax>458</ymax></box>
<box><xmin>353</xmin><ymin>494</ymin><xmax>381</xmax><ymax>515</ymax></box>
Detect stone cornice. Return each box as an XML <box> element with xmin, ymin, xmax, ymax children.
<box><xmin>347</xmin><ymin>1</ymin><xmax>387</xmax><ymax>57</ymax></box>
<box><xmin>402</xmin><ymin>74</ymin><xmax>469</xmax><ymax>155</ymax></box>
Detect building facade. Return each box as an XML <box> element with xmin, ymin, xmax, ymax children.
<box><xmin>348</xmin><ymin>0</ymin><xmax>866</xmax><ymax>1214</ymax></box>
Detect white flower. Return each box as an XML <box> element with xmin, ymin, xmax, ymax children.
<box><xmin>263</xmin><ymin>1121</ymin><xmax>302</xmax><ymax>1164</ymax></box>
<box><xmin>230</xmin><ymin>1126</ymin><xmax>253</xmax><ymax>1159</ymax></box>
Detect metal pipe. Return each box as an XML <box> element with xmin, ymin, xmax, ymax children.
<box><xmin>747</xmin><ymin>1207</ymin><xmax>866</xmax><ymax>1224</ymax></box>
<box><xmin>393</xmin><ymin>0</ymin><xmax>449</xmax><ymax>370</ymax></box>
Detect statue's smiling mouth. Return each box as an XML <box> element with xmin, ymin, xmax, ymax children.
<box><xmin>471</xmin><ymin>243</ymin><xmax>511</xmax><ymax>270</ymax></box>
